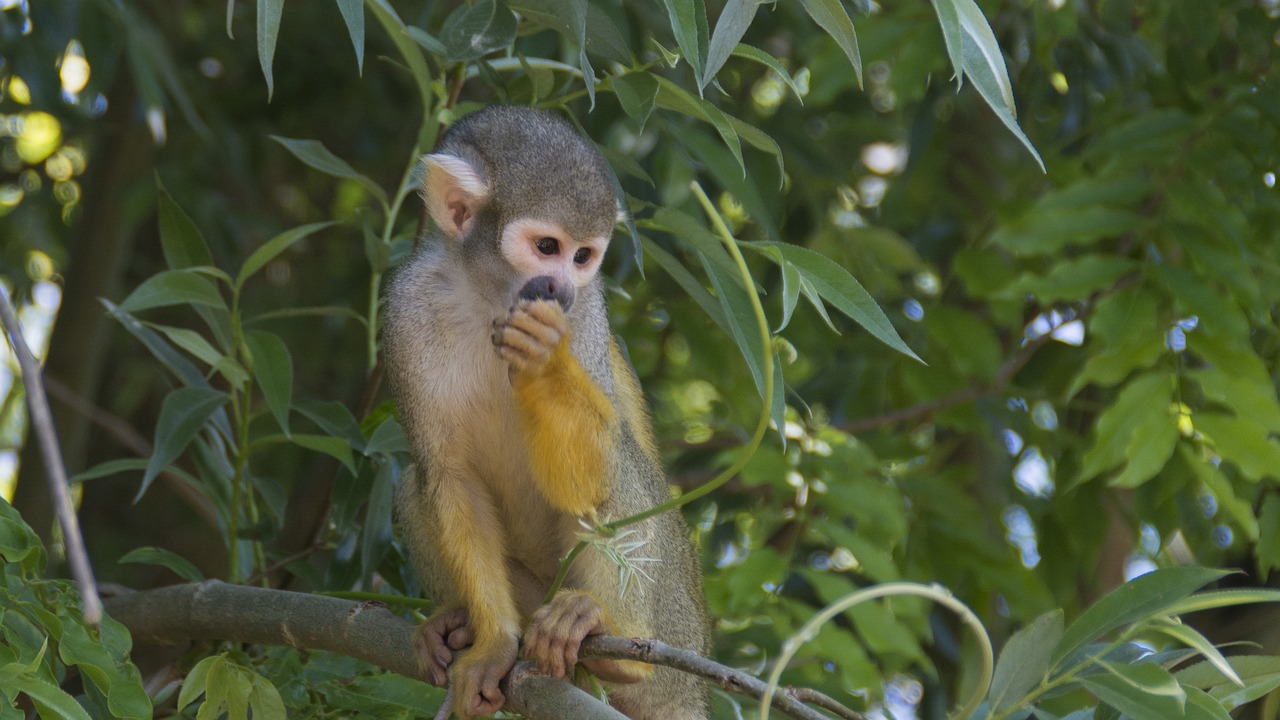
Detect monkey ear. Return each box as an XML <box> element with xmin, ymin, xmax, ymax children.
<box><xmin>422</xmin><ymin>152</ymin><xmax>490</xmax><ymax>238</ymax></box>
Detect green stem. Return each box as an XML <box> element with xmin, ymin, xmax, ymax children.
<box><xmin>759</xmin><ymin>583</ymin><xmax>993</xmax><ymax>720</ymax></box>
<box><xmin>544</xmin><ymin>181</ymin><xmax>774</xmax><ymax>599</ymax></box>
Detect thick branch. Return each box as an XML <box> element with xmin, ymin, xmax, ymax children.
<box><xmin>106</xmin><ymin>583</ymin><xmax>859</xmax><ymax>720</ymax></box>
<box><xmin>105</xmin><ymin>582</ymin><xmax>621</xmax><ymax>720</ymax></box>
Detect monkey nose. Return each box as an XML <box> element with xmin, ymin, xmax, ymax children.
<box><xmin>518</xmin><ymin>275</ymin><xmax>574</xmax><ymax>310</ymax></box>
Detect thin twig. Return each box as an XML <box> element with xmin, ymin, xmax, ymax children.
<box><xmin>580</xmin><ymin>636</ymin><xmax>862</xmax><ymax>720</ymax></box>
<box><xmin>42</xmin><ymin>374</ymin><xmax>219</xmax><ymax>528</ymax></box>
<box><xmin>0</xmin><ymin>289</ymin><xmax>102</xmax><ymax>625</ymax></box>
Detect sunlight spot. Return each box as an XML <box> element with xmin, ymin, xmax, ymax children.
<box><xmin>1014</xmin><ymin>448</ymin><xmax>1053</xmax><ymax>498</ymax></box>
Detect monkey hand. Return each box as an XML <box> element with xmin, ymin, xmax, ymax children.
<box><xmin>414</xmin><ymin>606</ymin><xmax>475</xmax><ymax>687</ymax></box>
<box><xmin>522</xmin><ymin>590</ymin><xmax>652</xmax><ymax>684</ymax></box>
<box><xmin>492</xmin><ymin>299</ymin><xmax>567</xmax><ymax>376</ymax></box>
<box><xmin>449</xmin><ymin>633</ymin><xmax>518</xmax><ymax>718</ymax></box>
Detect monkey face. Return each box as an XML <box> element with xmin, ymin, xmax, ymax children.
<box><xmin>498</xmin><ymin>217</ymin><xmax>609</xmax><ymax>309</ymax></box>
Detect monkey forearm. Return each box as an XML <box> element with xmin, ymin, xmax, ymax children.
<box><xmin>512</xmin><ymin>339</ymin><xmax>617</xmax><ymax>516</ymax></box>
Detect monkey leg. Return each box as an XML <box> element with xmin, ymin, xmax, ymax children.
<box><xmin>522</xmin><ymin>590</ymin><xmax>651</xmax><ymax>684</ymax></box>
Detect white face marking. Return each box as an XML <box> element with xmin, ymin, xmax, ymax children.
<box><xmin>499</xmin><ymin>218</ymin><xmax>609</xmax><ymax>291</ymax></box>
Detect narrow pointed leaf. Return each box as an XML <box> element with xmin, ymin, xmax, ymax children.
<box><xmin>929</xmin><ymin>0</ymin><xmax>964</xmax><ymax>87</ymax></box>
<box><xmin>1150</xmin><ymin>619</ymin><xmax>1243</xmax><ymax>687</ymax></box>
<box><xmin>641</xmin><ymin>236</ymin><xmax>729</xmax><ymax>332</ymax></box>
<box><xmin>103</xmin><ymin>301</ymin><xmax>208</xmax><ymax>387</ymax></box>
<box><xmin>143</xmin><ymin>387</ymin><xmax>229</xmax><ymax>500</ymax></box>
<box><xmin>271</xmin><ymin>136</ymin><xmax>387</xmax><ymax>207</ymax></box>
<box><xmin>119</xmin><ymin>546</ymin><xmax>205</xmax><ymax>583</ymax></box>
<box><xmin>157</xmin><ymin>181</ymin><xmax>214</xmax><ymax>270</ymax></box>
<box><xmin>732</xmin><ymin>44</ymin><xmax>804</xmax><ymax>101</ymax></box>
<box><xmin>798</xmin><ymin>0</ymin><xmax>861</xmax><ymax>86</ymax></box>
<box><xmin>750</xmin><ymin>242</ymin><xmax>920</xmax><ymax>361</ymax></box>
<box><xmin>991</xmin><ymin>610</ymin><xmax>1064</xmax><ymax>712</ymax></box>
<box><xmin>1079</xmin><ymin>661</ymin><xmax>1185</xmax><ymax>720</ymax></box>
<box><xmin>1051</xmin><ymin>566</ymin><xmax>1230</xmax><ymax>670</ymax></box>
<box><xmin>256</xmin><ymin>0</ymin><xmax>284</xmax><ymax>99</ymax></box>
<box><xmin>614</xmin><ymin>73</ymin><xmax>660</xmax><ymax>130</ymax></box>
<box><xmin>442</xmin><ymin>0</ymin><xmax>517</xmax><ymax>62</ymax></box>
<box><xmin>235</xmin><ymin>221</ymin><xmax>337</xmax><ymax>290</ymax></box>
<box><xmin>335</xmin><ymin>0</ymin><xmax>365</xmax><ymax>72</ymax></box>
<box><xmin>119</xmin><ymin>269</ymin><xmax>228</xmax><ymax>314</ymax></box>
<box><xmin>704</xmin><ymin>0</ymin><xmax>760</xmax><ymax>89</ymax></box>
<box><xmin>662</xmin><ymin>0</ymin><xmax>709</xmax><ymax>87</ymax></box>
<box><xmin>244</xmin><ymin>330</ymin><xmax>293</xmax><ymax>435</ymax></box>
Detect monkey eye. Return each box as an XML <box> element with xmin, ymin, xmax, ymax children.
<box><xmin>535</xmin><ymin>236</ymin><xmax>559</xmax><ymax>256</ymax></box>
<box><xmin>573</xmin><ymin>248</ymin><xmax>592</xmax><ymax>265</ymax></box>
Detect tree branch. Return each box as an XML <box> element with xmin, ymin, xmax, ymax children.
<box><xmin>0</xmin><ymin>289</ymin><xmax>102</xmax><ymax>626</ymax></box>
<box><xmin>106</xmin><ymin>582</ymin><xmax>859</xmax><ymax>720</ymax></box>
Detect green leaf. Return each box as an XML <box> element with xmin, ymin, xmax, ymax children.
<box><xmin>335</xmin><ymin>0</ymin><xmax>364</xmax><ymax>73</ymax></box>
<box><xmin>247</xmin><ymin>673</ymin><xmax>287</xmax><ymax>720</ymax></box>
<box><xmin>1177</xmin><ymin>655</ymin><xmax>1280</xmax><ymax>709</ymax></box>
<box><xmin>178</xmin><ymin>655</ymin><xmax>220</xmax><ymax>712</ymax></box>
<box><xmin>652</xmin><ymin>76</ymin><xmax>747</xmax><ymax>175</ymax></box>
<box><xmin>360</xmin><ymin>462</ymin><xmax>398</xmax><ymax>588</ymax></box>
<box><xmin>1183</xmin><ymin>686</ymin><xmax>1233</xmax><ymax>720</ymax></box>
<box><xmin>613</xmin><ymin>73</ymin><xmax>660</xmax><ymax>131</ymax></box>
<box><xmin>103</xmin><ymin>301</ymin><xmax>207</xmax><ymax>387</ymax></box>
<box><xmin>750</xmin><ymin>242</ymin><xmax>920</xmax><ymax>362</ymax></box>
<box><xmin>272</xmin><ymin>135</ymin><xmax>388</xmax><ymax>207</ymax></box>
<box><xmin>157</xmin><ymin>181</ymin><xmax>214</xmax><ymax>270</ymax></box>
<box><xmin>365</xmin><ymin>418</ymin><xmax>410</xmax><ymax>455</ymax></box>
<box><xmin>567</xmin><ymin>0</ymin><xmax>595</xmax><ymax>106</ymax></box>
<box><xmin>696</xmin><ymin>241</ymin><xmax>782</xmax><ymax>430</ymax></box>
<box><xmin>662</xmin><ymin>0</ymin><xmax>709</xmax><ymax>87</ymax></box>
<box><xmin>3</xmin><ymin>674</ymin><xmax>91</xmax><ymax>720</ymax></box>
<box><xmin>799</xmin><ymin>0</ymin><xmax>861</xmax><ymax>85</ymax></box>
<box><xmin>294</xmin><ymin>399</ymin><xmax>366</xmax><ymax>452</ymax></box>
<box><xmin>366</xmin><ymin>0</ymin><xmax>434</xmax><ymax>115</ymax></box>
<box><xmin>776</xmin><ymin>258</ymin><xmax>802</xmax><ymax>332</ymax></box>
<box><xmin>236</xmin><ymin>221</ymin><xmax>336</xmax><ymax>292</ymax></box>
<box><xmin>731</xmin><ymin>44</ymin><xmax>804</xmax><ymax>101</ymax></box>
<box><xmin>1259</xmin><ymin>495</ymin><xmax>1280</xmax><ymax>580</ymax></box>
<box><xmin>1150</xmin><ymin>618</ymin><xmax>1242</xmax><ymax>686</ymax></box>
<box><xmin>1050</xmin><ymin>566</ymin><xmax>1230</xmax><ymax>670</ymax></box>
<box><xmin>999</xmin><ymin>256</ymin><xmax>1138</xmax><ymax>304</ymax></box>
<box><xmin>142</xmin><ymin>387</ymin><xmax>229</xmax><ymax>500</ymax></box>
<box><xmin>1162</xmin><ymin>588</ymin><xmax>1280</xmax><ymax>616</ymax></box>
<box><xmin>405</xmin><ymin>25</ymin><xmax>446</xmax><ymax>56</ymax></box>
<box><xmin>257</xmin><ymin>434</ymin><xmax>356</xmax><ymax>474</ymax></box>
<box><xmin>704</xmin><ymin>0</ymin><xmax>760</xmax><ymax>90</ymax></box>
<box><xmin>256</xmin><ymin>0</ymin><xmax>284</xmax><ymax>100</ymax></box>
<box><xmin>1077</xmin><ymin>371</ymin><xmax>1175</xmax><ymax>487</ymax></box>
<box><xmin>441</xmin><ymin>0</ymin><xmax>517</xmax><ymax>62</ymax></box>
<box><xmin>244</xmin><ymin>330</ymin><xmax>293</xmax><ymax>435</ymax></box>
<box><xmin>990</xmin><ymin>207</ymin><xmax>1140</xmax><ymax>256</ymax></box>
<box><xmin>932</xmin><ymin>0</ymin><xmax>1043</xmax><ymax>169</ymax></box>
<box><xmin>1078</xmin><ymin>661</ymin><xmax>1186</xmax><ymax>720</ymax></box>
<box><xmin>118</xmin><ymin>269</ymin><xmax>228</xmax><ymax>314</ymax></box>
<box><xmin>152</xmin><ymin>324</ymin><xmax>249</xmax><ymax>386</ymax></box>
<box><xmin>57</xmin><ymin>619</ymin><xmax>152</xmax><ymax>718</ymax></box>
<box><xmin>119</xmin><ymin>545</ymin><xmax>205</xmax><ymax>583</ymax></box>
<box><xmin>1195</xmin><ymin>413</ymin><xmax>1280</xmax><ymax>482</ymax></box>
<box><xmin>646</xmin><ymin>208</ymin><xmax>751</xmax><ymax>292</ymax></box>
<box><xmin>641</xmin><ymin>236</ymin><xmax>729</xmax><ymax>332</ymax></box>
<box><xmin>509</xmin><ymin>0</ymin><xmax>631</xmax><ymax>66</ymax></box>
<box><xmin>990</xmin><ymin>610</ymin><xmax>1064</xmax><ymax>712</ymax></box>
<box><xmin>929</xmin><ymin>0</ymin><xmax>963</xmax><ymax>87</ymax></box>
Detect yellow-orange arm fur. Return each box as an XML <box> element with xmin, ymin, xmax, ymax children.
<box><xmin>511</xmin><ymin>332</ymin><xmax>617</xmax><ymax>516</ymax></box>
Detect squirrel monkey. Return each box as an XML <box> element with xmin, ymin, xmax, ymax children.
<box><xmin>384</xmin><ymin>106</ymin><xmax>710</xmax><ymax>719</ymax></box>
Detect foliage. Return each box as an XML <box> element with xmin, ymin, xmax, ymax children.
<box><xmin>0</xmin><ymin>498</ymin><xmax>149</xmax><ymax>719</ymax></box>
<box><xmin>2</xmin><ymin>0</ymin><xmax>1280</xmax><ymax>719</ymax></box>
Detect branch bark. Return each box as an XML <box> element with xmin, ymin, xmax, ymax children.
<box><xmin>105</xmin><ymin>582</ymin><xmax>860</xmax><ymax>720</ymax></box>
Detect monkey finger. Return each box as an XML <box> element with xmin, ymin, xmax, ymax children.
<box><xmin>503</xmin><ymin>312</ymin><xmax>563</xmax><ymax>352</ymax></box>
<box><xmin>447</xmin><ymin>625</ymin><xmax>474</xmax><ymax>650</ymax></box>
<box><xmin>517</xmin><ymin>298</ymin><xmax>568</xmax><ymax>329</ymax></box>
